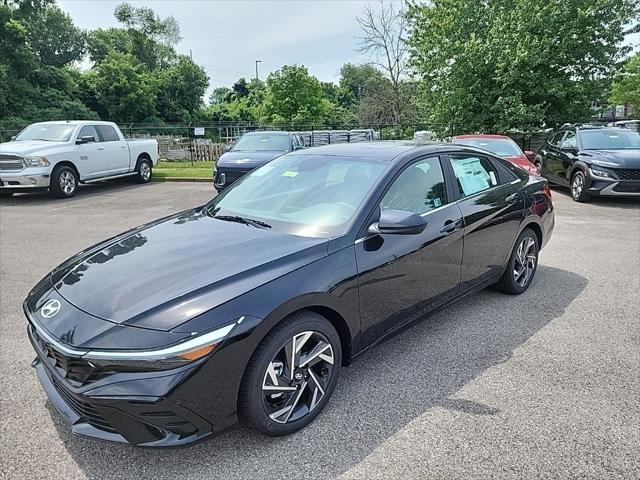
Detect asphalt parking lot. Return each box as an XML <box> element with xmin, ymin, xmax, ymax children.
<box><xmin>1</xmin><ymin>181</ymin><xmax>639</xmax><ymax>479</ymax></box>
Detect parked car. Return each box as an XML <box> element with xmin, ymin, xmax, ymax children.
<box><xmin>26</xmin><ymin>142</ymin><xmax>553</xmax><ymax>446</ymax></box>
<box><xmin>0</xmin><ymin>121</ymin><xmax>158</xmax><ymax>198</ymax></box>
<box><xmin>214</xmin><ymin>131</ymin><xmax>305</xmax><ymax>191</ymax></box>
<box><xmin>534</xmin><ymin>125</ymin><xmax>640</xmax><ymax>202</ymax></box>
<box><xmin>452</xmin><ymin>134</ymin><xmax>539</xmax><ymax>174</ymax></box>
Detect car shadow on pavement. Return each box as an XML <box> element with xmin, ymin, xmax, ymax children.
<box><xmin>50</xmin><ymin>265</ymin><xmax>587</xmax><ymax>480</ymax></box>
<box><xmin>0</xmin><ymin>178</ymin><xmax>155</xmax><ymax>206</ymax></box>
<box><xmin>549</xmin><ymin>186</ymin><xmax>640</xmax><ymax>209</ymax></box>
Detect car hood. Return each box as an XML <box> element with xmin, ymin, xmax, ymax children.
<box><xmin>217</xmin><ymin>150</ymin><xmax>287</xmax><ymax>169</ymax></box>
<box><xmin>580</xmin><ymin>149</ymin><xmax>640</xmax><ymax>169</ymax></box>
<box><xmin>45</xmin><ymin>208</ymin><xmax>327</xmax><ymax>331</ymax></box>
<box><xmin>0</xmin><ymin>140</ymin><xmax>66</xmax><ymax>156</ymax></box>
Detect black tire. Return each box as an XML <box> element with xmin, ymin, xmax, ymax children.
<box><xmin>495</xmin><ymin>228</ymin><xmax>539</xmax><ymax>295</ymax></box>
<box><xmin>570</xmin><ymin>170</ymin><xmax>591</xmax><ymax>202</ymax></box>
<box><xmin>0</xmin><ymin>191</ymin><xmax>13</xmax><ymax>198</ymax></box>
<box><xmin>50</xmin><ymin>165</ymin><xmax>78</xmax><ymax>198</ymax></box>
<box><xmin>136</xmin><ymin>158</ymin><xmax>152</xmax><ymax>184</ymax></box>
<box><xmin>239</xmin><ymin>311</ymin><xmax>342</xmax><ymax>436</ymax></box>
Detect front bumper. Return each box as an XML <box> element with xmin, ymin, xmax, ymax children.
<box><xmin>29</xmin><ymin>324</ymin><xmax>223</xmax><ymax>447</ymax></box>
<box><xmin>0</xmin><ymin>170</ymin><xmax>50</xmax><ymax>189</ymax></box>
<box><xmin>587</xmin><ymin>179</ymin><xmax>640</xmax><ymax>197</ymax></box>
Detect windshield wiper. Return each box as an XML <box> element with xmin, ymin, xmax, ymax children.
<box><xmin>213</xmin><ymin>215</ymin><xmax>271</xmax><ymax>229</ymax></box>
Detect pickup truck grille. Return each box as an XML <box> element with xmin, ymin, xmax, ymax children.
<box><xmin>0</xmin><ymin>154</ymin><xmax>24</xmax><ymax>171</ymax></box>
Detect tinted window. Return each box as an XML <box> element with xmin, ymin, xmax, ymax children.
<box><xmin>96</xmin><ymin>125</ymin><xmax>120</xmax><ymax>142</ymax></box>
<box><xmin>549</xmin><ymin>132</ymin><xmax>566</xmax><ymax>146</ymax></box>
<box><xmin>233</xmin><ymin>133</ymin><xmax>290</xmax><ymax>152</ymax></box>
<box><xmin>580</xmin><ymin>129</ymin><xmax>640</xmax><ymax>150</ymax></box>
<box><xmin>561</xmin><ymin>131</ymin><xmax>576</xmax><ymax>148</ymax></box>
<box><xmin>380</xmin><ymin>157</ymin><xmax>447</xmax><ymax>215</ymax></box>
<box><xmin>77</xmin><ymin>125</ymin><xmax>100</xmax><ymax>142</ymax></box>
<box><xmin>449</xmin><ymin>154</ymin><xmax>500</xmax><ymax>197</ymax></box>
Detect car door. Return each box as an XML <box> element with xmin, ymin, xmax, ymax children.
<box><xmin>74</xmin><ymin>125</ymin><xmax>108</xmax><ymax>178</ymax></box>
<box><xmin>96</xmin><ymin>125</ymin><xmax>130</xmax><ymax>174</ymax></box>
<box><xmin>556</xmin><ymin>130</ymin><xmax>578</xmax><ymax>183</ymax></box>
<box><xmin>544</xmin><ymin>131</ymin><xmax>569</xmax><ymax>185</ymax></box>
<box><xmin>355</xmin><ymin>155</ymin><xmax>464</xmax><ymax>345</ymax></box>
<box><xmin>445</xmin><ymin>153</ymin><xmax>524</xmax><ymax>290</ymax></box>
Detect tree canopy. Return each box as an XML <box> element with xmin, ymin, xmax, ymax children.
<box><xmin>609</xmin><ymin>52</ymin><xmax>640</xmax><ymax>116</ymax></box>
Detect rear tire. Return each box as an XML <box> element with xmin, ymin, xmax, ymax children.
<box><xmin>570</xmin><ymin>170</ymin><xmax>591</xmax><ymax>202</ymax></box>
<box><xmin>238</xmin><ymin>311</ymin><xmax>341</xmax><ymax>436</ymax></box>
<box><xmin>50</xmin><ymin>165</ymin><xmax>78</xmax><ymax>198</ymax></box>
<box><xmin>495</xmin><ymin>228</ymin><xmax>539</xmax><ymax>295</ymax></box>
<box><xmin>136</xmin><ymin>158</ymin><xmax>152</xmax><ymax>184</ymax></box>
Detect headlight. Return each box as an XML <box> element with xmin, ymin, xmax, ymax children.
<box><xmin>81</xmin><ymin>320</ymin><xmax>240</xmax><ymax>370</ymax></box>
<box><xmin>24</xmin><ymin>156</ymin><xmax>50</xmax><ymax>167</ymax></box>
<box><xmin>590</xmin><ymin>167</ymin><xmax>612</xmax><ymax>178</ymax></box>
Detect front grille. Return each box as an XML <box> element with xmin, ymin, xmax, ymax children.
<box><xmin>613</xmin><ymin>169</ymin><xmax>640</xmax><ymax>180</ymax></box>
<box><xmin>613</xmin><ymin>184</ymin><xmax>640</xmax><ymax>193</ymax></box>
<box><xmin>0</xmin><ymin>154</ymin><xmax>24</xmax><ymax>171</ymax></box>
<box><xmin>30</xmin><ymin>326</ymin><xmax>99</xmax><ymax>384</ymax></box>
<box><xmin>218</xmin><ymin>168</ymin><xmax>251</xmax><ymax>186</ymax></box>
<box><xmin>50</xmin><ymin>376</ymin><xmax>117</xmax><ymax>433</ymax></box>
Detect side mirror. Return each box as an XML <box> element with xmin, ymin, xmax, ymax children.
<box><xmin>10</xmin><ymin>135</ymin><xmax>16</xmax><ymax>141</ymax></box>
<box><xmin>292</xmin><ymin>144</ymin><xmax>304</xmax><ymax>151</ymax></box>
<box><xmin>524</xmin><ymin>150</ymin><xmax>535</xmax><ymax>159</ymax></box>
<box><xmin>368</xmin><ymin>210</ymin><xmax>427</xmax><ymax>236</ymax></box>
<box><xmin>76</xmin><ymin>135</ymin><xmax>95</xmax><ymax>144</ymax></box>
<box><xmin>224</xmin><ymin>144</ymin><xmax>233</xmax><ymax>152</ymax></box>
<box><xmin>561</xmin><ymin>146</ymin><xmax>577</xmax><ymax>154</ymax></box>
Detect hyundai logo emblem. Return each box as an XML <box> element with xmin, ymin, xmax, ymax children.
<box><xmin>40</xmin><ymin>299</ymin><xmax>61</xmax><ymax>319</ymax></box>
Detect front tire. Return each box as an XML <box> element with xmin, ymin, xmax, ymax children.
<box><xmin>50</xmin><ymin>165</ymin><xmax>78</xmax><ymax>198</ymax></box>
<box><xmin>239</xmin><ymin>311</ymin><xmax>342</xmax><ymax>436</ymax></box>
<box><xmin>570</xmin><ymin>170</ymin><xmax>591</xmax><ymax>202</ymax></box>
<box><xmin>136</xmin><ymin>158</ymin><xmax>152</xmax><ymax>184</ymax></box>
<box><xmin>496</xmin><ymin>228</ymin><xmax>539</xmax><ymax>295</ymax></box>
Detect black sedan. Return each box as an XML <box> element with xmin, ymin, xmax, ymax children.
<box><xmin>26</xmin><ymin>142</ymin><xmax>554</xmax><ymax>446</ymax></box>
<box><xmin>534</xmin><ymin>125</ymin><xmax>640</xmax><ymax>202</ymax></box>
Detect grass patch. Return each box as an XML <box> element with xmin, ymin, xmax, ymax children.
<box><xmin>154</xmin><ymin>160</ymin><xmax>214</xmax><ymax>178</ymax></box>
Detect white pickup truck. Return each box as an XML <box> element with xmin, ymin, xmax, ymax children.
<box><xmin>0</xmin><ymin>121</ymin><xmax>159</xmax><ymax>198</ymax></box>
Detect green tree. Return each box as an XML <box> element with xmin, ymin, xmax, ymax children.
<box><xmin>27</xmin><ymin>5</ymin><xmax>85</xmax><ymax>67</ymax></box>
<box><xmin>92</xmin><ymin>52</ymin><xmax>156</xmax><ymax>122</ymax></box>
<box><xmin>609</xmin><ymin>53</ymin><xmax>640</xmax><ymax>116</ymax></box>
<box><xmin>86</xmin><ymin>28</ymin><xmax>133</xmax><ymax>64</ymax></box>
<box><xmin>153</xmin><ymin>55</ymin><xmax>208</xmax><ymax>121</ymax></box>
<box><xmin>339</xmin><ymin>63</ymin><xmax>386</xmax><ymax>107</ymax></box>
<box><xmin>262</xmin><ymin>65</ymin><xmax>327</xmax><ymax>125</ymax></box>
<box><xmin>407</xmin><ymin>0</ymin><xmax>640</xmax><ymax>133</ymax></box>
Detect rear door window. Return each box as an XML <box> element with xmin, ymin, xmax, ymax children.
<box><xmin>448</xmin><ymin>154</ymin><xmax>500</xmax><ymax>197</ymax></box>
<box><xmin>96</xmin><ymin>125</ymin><xmax>120</xmax><ymax>142</ymax></box>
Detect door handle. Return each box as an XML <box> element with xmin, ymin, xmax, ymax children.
<box><xmin>120</xmin><ymin>146</ymin><xmax>127</xmax><ymax>149</ymax></box>
<box><xmin>440</xmin><ymin>219</ymin><xmax>462</xmax><ymax>235</ymax></box>
<box><xmin>97</xmin><ymin>147</ymin><xmax>105</xmax><ymax>151</ymax></box>
<box><xmin>505</xmin><ymin>193</ymin><xmax>519</xmax><ymax>204</ymax></box>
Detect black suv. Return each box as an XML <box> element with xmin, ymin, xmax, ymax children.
<box><xmin>535</xmin><ymin>125</ymin><xmax>640</xmax><ymax>202</ymax></box>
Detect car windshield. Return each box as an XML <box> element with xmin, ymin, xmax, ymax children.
<box><xmin>233</xmin><ymin>133</ymin><xmax>291</xmax><ymax>152</ymax></box>
<box><xmin>204</xmin><ymin>153</ymin><xmax>389</xmax><ymax>237</ymax></box>
<box><xmin>14</xmin><ymin>124</ymin><xmax>76</xmax><ymax>142</ymax></box>
<box><xmin>455</xmin><ymin>138</ymin><xmax>523</xmax><ymax>157</ymax></box>
<box><xmin>580</xmin><ymin>129</ymin><xmax>640</xmax><ymax>150</ymax></box>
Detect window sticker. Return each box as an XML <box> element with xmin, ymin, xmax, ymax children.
<box><xmin>433</xmin><ymin>197</ymin><xmax>442</xmax><ymax>207</ymax></box>
<box><xmin>452</xmin><ymin>157</ymin><xmax>492</xmax><ymax>196</ymax></box>
<box><xmin>489</xmin><ymin>171</ymin><xmax>497</xmax><ymax>186</ymax></box>
<box><xmin>282</xmin><ymin>170</ymin><xmax>299</xmax><ymax>177</ymax></box>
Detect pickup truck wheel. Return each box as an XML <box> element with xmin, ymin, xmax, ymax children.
<box><xmin>136</xmin><ymin>159</ymin><xmax>152</xmax><ymax>184</ymax></box>
<box><xmin>50</xmin><ymin>166</ymin><xmax>78</xmax><ymax>198</ymax></box>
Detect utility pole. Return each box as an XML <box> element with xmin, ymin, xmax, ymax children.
<box><xmin>255</xmin><ymin>60</ymin><xmax>262</xmax><ymax>125</ymax></box>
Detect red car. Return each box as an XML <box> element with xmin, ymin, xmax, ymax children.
<box><xmin>452</xmin><ymin>134</ymin><xmax>539</xmax><ymax>174</ymax></box>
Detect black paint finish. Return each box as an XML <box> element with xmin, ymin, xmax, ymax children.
<box><xmin>26</xmin><ymin>142</ymin><xmax>555</xmax><ymax>446</ymax></box>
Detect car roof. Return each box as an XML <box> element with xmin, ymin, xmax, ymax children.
<box><xmin>31</xmin><ymin>120</ymin><xmax>116</xmax><ymax>126</ymax></box>
<box><xmin>243</xmin><ymin>130</ymin><xmax>291</xmax><ymax>136</ymax></box>
<box><xmin>288</xmin><ymin>141</ymin><xmax>470</xmax><ymax>162</ymax></box>
<box><xmin>453</xmin><ymin>134</ymin><xmax>512</xmax><ymax>140</ymax></box>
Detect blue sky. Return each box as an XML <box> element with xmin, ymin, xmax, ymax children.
<box><xmin>58</xmin><ymin>0</ymin><xmax>380</xmax><ymax>94</ymax></box>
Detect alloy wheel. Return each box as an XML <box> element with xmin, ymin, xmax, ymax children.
<box><xmin>59</xmin><ymin>170</ymin><xmax>76</xmax><ymax>195</ymax></box>
<box><xmin>140</xmin><ymin>161</ymin><xmax>151</xmax><ymax>181</ymax></box>
<box><xmin>571</xmin><ymin>174</ymin><xmax>584</xmax><ymax>200</ymax></box>
<box><xmin>513</xmin><ymin>236</ymin><xmax>536</xmax><ymax>287</ymax></box>
<box><xmin>262</xmin><ymin>331</ymin><xmax>335</xmax><ymax>424</ymax></box>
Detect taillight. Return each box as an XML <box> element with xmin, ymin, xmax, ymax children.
<box><xmin>543</xmin><ymin>184</ymin><xmax>552</xmax><ymax>199</ymax></box>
